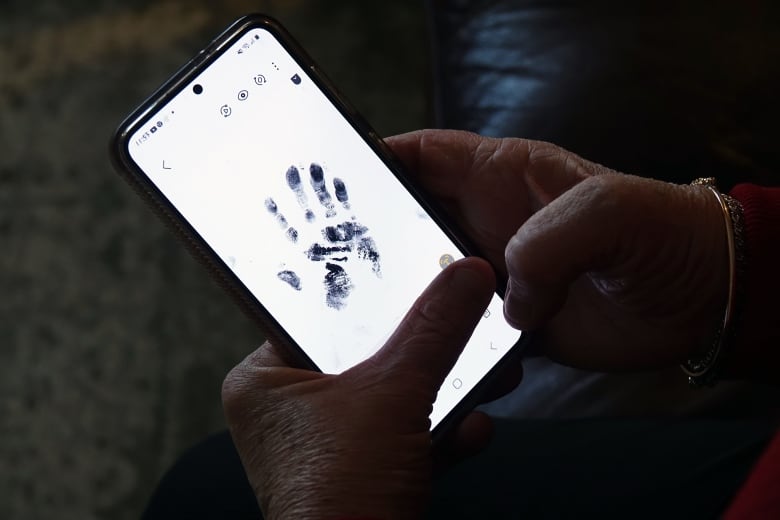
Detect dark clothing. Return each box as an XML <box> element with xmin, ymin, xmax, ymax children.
<box><xmin>143</xmin><ymin>418</ymin><xmax>775</xmax><ymax>519</ymax></box>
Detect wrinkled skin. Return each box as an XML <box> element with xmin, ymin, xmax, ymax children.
<box><xmin>224</xmin><ymin>130</ymin><xmax>727</xmax><ymax>518</ymax></box>
<box><xmin>223</xmin><ymin>258</ymin><xmax>497</xmax><ymax>519</ymax></box>
<box><xmin>389</xmin><ymin>130</ymin><xmax>726</xmax><ymax>370</ymax></box>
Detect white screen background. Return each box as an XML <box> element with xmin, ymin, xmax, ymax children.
<box><xmin>127</xmin><ymin>26</ymin><xmax>522</xmax><ymax>428</ymax></box>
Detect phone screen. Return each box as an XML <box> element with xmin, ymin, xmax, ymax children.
<box><xmin>122</xmin><ymin>22</ymin><xmax>523</xmax><ymax>430</ymax></box>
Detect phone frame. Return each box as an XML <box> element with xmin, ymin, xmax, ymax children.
<box><xmin>110</xmin><ymin>13</ymin><xmax>529</xmax><ymax>441</ymax></box>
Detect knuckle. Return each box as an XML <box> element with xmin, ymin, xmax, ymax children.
<box><xmin>221</xmin><ymin>365</ymin><xmax>265</xmax><ymax>421</ymax></box>
<box><xmin>221</xmin><ymin>367</ymin><xmax>249</xmax><ymax>413</ymax></box>
<box><xmin>572</xmin><ymin>174</ymin><xmax>626</xmax><ymax>214</ymax></box>
<box><xmin>527</xmin><ymin>140</ymin><xmax>567</xmax><ymax>167</ymax></box>
<box><xmin>527</xmin><ymin>141</ymin><xmax>617</xmax><ymax>190</ymax></box>
<box><xmin>526</xmin><ymin>140</ymin><xmax>579</xmax><ymax>182</ymax></box>
<box><xmin>578</xmin><ymin>171</ymin><xmax>614</xmax><ymax>197</ymax></box>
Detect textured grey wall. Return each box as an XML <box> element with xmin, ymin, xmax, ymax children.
<box><xmin>0</xmin><ymin>1</ymin><xmax>426</xmax><ymax>518</ymax></box>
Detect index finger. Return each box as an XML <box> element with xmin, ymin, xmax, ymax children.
<box><xmin>365</xmin><ymin>257</ymin><xmax>496</xmax><ymax>392</ymax></box>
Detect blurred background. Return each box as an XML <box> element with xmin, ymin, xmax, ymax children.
<box><xmin>0</xmin><ymin>1</ymin><xmax>427</xmax><ymax>518</ymax></box>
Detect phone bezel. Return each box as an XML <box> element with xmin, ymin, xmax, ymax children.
<box><xmin>109</xmin><ymin>13</ymin><xmax>530</xmax><ymax>441</ymax></box>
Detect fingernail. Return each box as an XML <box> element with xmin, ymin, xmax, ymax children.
<box><xmin>503</xmin><ymin>280</ymin><xmax>531</xmax><ymax>329</ymax></box>
<box><xmin>449</xmin><ymin>263</ymin><xmax>487</xmax><ymax>297</ymax></box>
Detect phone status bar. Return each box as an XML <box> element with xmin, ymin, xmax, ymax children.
<box><xmin>236</xmin><ymin>33</ymin><xmax>261</xmax><ymax>55</ymax></box>
<box><xmin>132</xmin><ymin>109</ymin><xmax>174</xmax><ymax>148</ymax></box>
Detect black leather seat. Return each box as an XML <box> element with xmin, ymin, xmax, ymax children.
<box><xmin>427</xmin><ymin>0</ymin><xmax>780</xmax><ymax>189</ymax></box>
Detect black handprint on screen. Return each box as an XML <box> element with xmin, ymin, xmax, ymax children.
<box><xmin>265</xmin><ymin>163</ymin><xmax>381</xmax><ymax>310</ymax></box>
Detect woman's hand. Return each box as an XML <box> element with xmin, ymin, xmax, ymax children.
<box><xmin>387</xmin><ymin>130</ymin><xmax>727</xmax><ymax>371</ymax></box>
<box><xmin>503</xmin><ymin>173</ymin><xmax>727</xmax><ymax>370</ymax></box>
<box><xmin>223</xmin><ymin>258</ymin><xmax>496</xmax><ymax>519</ymax></box>
<box><xmin>386</xmin><ymin>129</ymin><xmax>613</xmax><ymax>280</ymax></box>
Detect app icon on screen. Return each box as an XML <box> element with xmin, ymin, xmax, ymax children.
<box><xmin>439</xmin><ymin>254</ymin><xmax>455</xmax><ymax>269</ymax></box>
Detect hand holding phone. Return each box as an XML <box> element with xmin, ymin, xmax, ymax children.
<box><xmin>223</xmin><ymin>256</ymin><xmax>496</xmax><ymax>518</ymax></box>
<box><xmin>110</xmin><ymin>15</ymin><xmax>529</xmax><ymax>439</ymax></box>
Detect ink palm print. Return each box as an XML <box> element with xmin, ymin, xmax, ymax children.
<box><xmin>265</xmin><ymin>163</ymin><xmax>381</xmax><ymax>309</ymax></box>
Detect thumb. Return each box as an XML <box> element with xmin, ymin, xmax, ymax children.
<box><xmin>503</xmin><ymin>175</ymin><xmax>627</xmax><ymax>329</ymax></box>
<box><xmin>364</xmin><ymin>257</ymin><xmax>495</xmax><ymax>393</ymax></box>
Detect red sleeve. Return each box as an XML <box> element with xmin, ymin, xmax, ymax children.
<box><xmin>724</xmin><ymin>431</ymin><xmax>780</xmax><ymax>519</ymax></box>
<box><xmin>722</xmin><ymin>184</ymin><xmax>780</xmax><ymax>518</ymax></box>
<box><xmin>724</xmin><ymin>184</ymin><xmax>780</xmax><ymax>381</ymax></box>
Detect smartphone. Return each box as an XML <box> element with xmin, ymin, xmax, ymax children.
<box><xmin>111</xmin><ymin>14</ymin><xmax>527</xmax><ymax>438</ymax></box>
